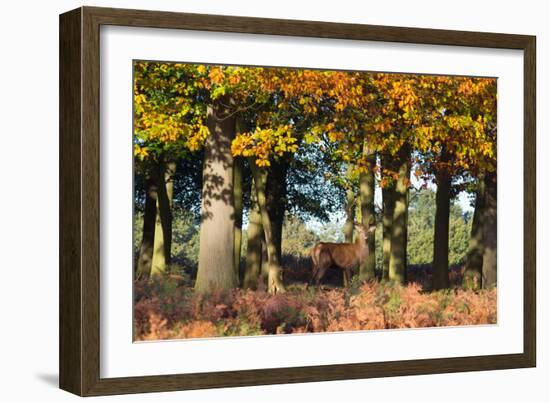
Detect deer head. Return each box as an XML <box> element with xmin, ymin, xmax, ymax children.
<box><xmin>353</xmin><ymin>223</ymin><xmax>376</xmax><ymax>241</ymax></box>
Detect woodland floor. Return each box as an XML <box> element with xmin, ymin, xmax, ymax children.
<box><xmin>134</xmin><ymin>261</ymin><xmax>497</xmax><ymax>341</ymax></box>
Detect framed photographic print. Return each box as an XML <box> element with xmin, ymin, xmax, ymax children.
<box><xmin>59</xmin><ymin>6</ymin><xmax>536</xmax><ymax>396</ymax></box>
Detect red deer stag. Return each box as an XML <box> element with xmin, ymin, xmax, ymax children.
<box><xmin>310</xmin><ymin>223</ymin><xmax>376</xmax><ymax>287</ymax></box>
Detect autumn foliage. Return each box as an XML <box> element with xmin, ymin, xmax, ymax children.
<box><xmin>134</xmin><ymin>276</ymin><xmax>496</xmax><ymax>340</ymax></box>
<box><xmin>134</xmin><ymin>62</ymin><xmax>496</xmax><ymax>174</ymax></box>
<box><xmin>133</xmin><ymin>61</ymin><xmax>498</xmax><ymax>340</ymax></box>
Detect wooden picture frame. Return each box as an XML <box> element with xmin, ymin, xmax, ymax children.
<box><xmin>59</xmin><ymin>6</ymin><xmax>536</xmax><ymax>396</ymax></box>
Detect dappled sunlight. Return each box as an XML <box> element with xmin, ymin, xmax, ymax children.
<box><xmin>133</xmin><ymin>61</ymin><xmax>497</xmax><ymax>341</ymax></box>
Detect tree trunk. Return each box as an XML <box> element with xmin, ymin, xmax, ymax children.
<box><xmin>389</xmin><ymin>146</ymin><xmax>410</xmax><ymax>285</ymax></box>
<box><xmin>150</xmin><ymin>160</ymin><xmax>176</xmax><ymax>277</ymax></box>
<box><xmin>381</xmin><ymin>154</ymin><xmax>396</xmax><ymax>282</ymax></box>
<box><xmin>344</xmin><ymin>187</ymin><xmax>355</xmax><ymax>242</ymax></box>
<box><xmin>359</xmin><ymin>151</ymin><xmax>376</xmax><ymax>281</ymax></box>
<box><xmin>233</xmin><ymin>157</ymin><xmax>243</xmax><ymax>285</ymax></box>
<box><xmin>195</xmin><ymin>98</ymin><xmax>238</xmax><ymax>293</ymax></box>
<box><xmin>482</xmin><ymin>172</ymin><xmax>497</xmax><ymax>288</ymax></box>
<box><xmin>404</xmin><ymin>190</ymin><xmax>409</xmax><ymax>281</ymax></box>
<box><xmin>463</xmin><ymin>174</ymin><xmax>486</xmax><ymax>290</ymax></box>
<box><xmin>266</xmin><ymin>159</ymin><xmax>288</xmax><ymax>262</ymax></box>
<box><xmin>251</xmin><ymin>160</ymin><xmax>285</xmax><ymax>294</ymax></box>
<box><xmin>342</xmin><ymin>169</ymin><xmax>355</xmax><ymax>288</ymax></box>
<box><xmin>261</xmin><ymin>237</ymin><xmax>269</xmax><ymax>283</ymax></box>
<box><xmin>343</xmin><ymin>165</ymin><xmax>356</xmax><ymax>244</ymax></box>
<box><xmin>136</xmin><ymin>172</ymin><xmax>158</xmax><ymax>280</ymax></box>
<box><xmin>431</xmin><ymin>168</ymin><xmax>451</xmax><ymax>290</ymax></box>
<box><xmin>382</xmin><ymin>182</ymin><xmax>395</xmax><ymax>282</ymax></box>
<box><xmin>243</xmin><ymin>178</ymin><xmax>263</xmax><ymax>290</ymax></box>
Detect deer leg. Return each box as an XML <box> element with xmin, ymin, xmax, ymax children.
<box><xmin>314</xmin><ymin>266</ymin><xmax>322</xmax><ymax>286</ymax></box>
<box><xmin>310</xmin><ymin>264</ymin><xmax>318</xmax><ymax>285</ymax></box>
<box><xmin>315</xmin><ymin>263</ymin><xmax>328</xmax><ymax>286</ymax></box>
<box><xmin>310</xmin><ymin>248</ymin><xmax>319</xmax><ymax>285</ymax></box>
<box><xmin>343</xmin><ymin>269</ymin><xmax>349</xmax><ymax>288</ymax></box>
<box><xmin>344</xmin><ymin>268</ymin><xmax>352</xmax><ymax>288</ymax></box>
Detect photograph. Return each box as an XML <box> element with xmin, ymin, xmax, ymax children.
<box><xmin>132</xmin><ymin>61</ymin><xmax>498</xmax><ymax>341</ymax></box>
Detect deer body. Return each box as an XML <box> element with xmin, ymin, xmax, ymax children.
<box><xmin>310</xmin><ymin>224</ymin><xmax>374</xmax><ymax>287</ymax></box>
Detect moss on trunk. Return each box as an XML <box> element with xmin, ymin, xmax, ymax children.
<box><xmin>266</xmin><ymin>159</ymin><xmax>288</xmax><ymax>262</ymax></box>
<box><xmin>136</xmin><ymin>172</ymin><xmax>157</xmax><ymax>280</ymax></box>
<box><xmin>243</xmin><ymin>178</ymin><xmax>263</xmax><ymax>290</ymax></box>
<box><xmin>251</xmin><ymin>160</ymin><xmax>285</xmax><ymax>294</ymax></box>
<box><xmin>389</xmin><ymin>146</ymin><xmax>410</xmax><ymax>285</ymax></box>
<box><xmin>343</xmin><ymin>166</ymin><xmax>356</xmax><ymax>244</ymax></box>
<box><xmin>359</xmin><ymin>150</ymin><xmax>376</xmax><ymax>281</ymax></box>
<box><xmin>151</xmin><ymin>160</ymin><xmax>176</xmax><ymax>277</ymax></box>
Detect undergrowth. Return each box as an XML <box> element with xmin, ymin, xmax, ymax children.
<box><xmin>134</xmin><ymin>277</ymin><xmax>496</xmax><ymax>341</ymax></box>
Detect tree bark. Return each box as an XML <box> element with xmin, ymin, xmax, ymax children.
<box><xmin>343</xmin><ymin>165</ymin><xmax>356</xmax><ymax>244</ymax></box>
<box><xmin>344</xmin><ymin>187</ymin><xmax>355</xmax><ymax>243</ymax></box>
<box><xmin>431</xmin><ymin>168</ymin><xmax>451</xmax><ymax>290</ymax></box>
<box><xmin>195</xmin><ymin>98</ymin><xmax>238</xmax><ymax>293</ymax></box>
<box><xmin>136</xmin><ymin>172</ymin><xmax>158</xmax><ymax>280</ymax></box>
<box><xmin>381</xmin><ymin>154</ymin><xmax>396</xmax><ymax>282</ymax></box>
<box><xmin>266</xmin><ymin>159</ymin><xmax>288</xmax><ymax>262</ymax></box>
<box><xmin>463</xmin><ymin>174</ymin><xmax>486</xmax><ymax>290</ymax></box>
<box><xmin>261</xmin><ymin>237</ymin><xmax>269</xmax><ymax>283</ymax></box>
<box><xmin>150</xmin><ymin>160</ymin><xmax>176</xmax><ymax>277</ymax></box>
<box><xmin>243</xmin><ymin>178</ymin><xmax>263</xmax><ymax>289</ymax></box>
<box><xmin>359</xmin><ymin>151</ymin><xmax>376</xmax><ymax>281</ymax></box>
<box><xmin>342</xmin><ymin>167</ymin><xmax>355</xmax><ymax>288</ymax></box>
<box><xmin>233</xmin><ymin>157</ymin><xmax>243</xmax><ymax>285</ymax></box>
<box><xmin>382</xmin><ymin>182</ymin><xmax>395</xmax><ymax>282</ymax></box>
<box><xmin>251</xmin><ymin>160</ymin><xmax>285</xmax><ymax>294</ymax></box>
<box><xmin>389</xmin><ymin>146</ymin><xmax>410</xmax><ymax>285</ymax></box>
<box><xmin>482</xmin><ymin>172</ymin><xmax>497</xmax><ymax>288</ymax></box>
